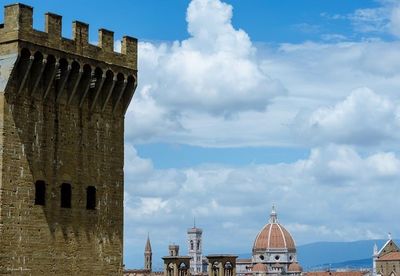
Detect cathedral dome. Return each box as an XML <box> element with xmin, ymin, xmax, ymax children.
<box><xmin>253</xmin><ymin>206</ymin><xmax>296</xmax><ymax>252</ymax></box>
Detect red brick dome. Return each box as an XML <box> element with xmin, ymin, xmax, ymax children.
<box><xmin>252</xmin><ymin>263</ymin><xmax>268</xmax><ymax>272</ymax></box>
<box><xmin>288</xmin><ymin>262</ymin><xmax>302</xmax><ymax>272</ymax></box>
<box><xmin>253</xmin><ymin>207</ymin><xmax>296</xmax><ymax>252</ymax></box>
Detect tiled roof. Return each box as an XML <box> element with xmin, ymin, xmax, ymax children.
<box><xmin>252</xmin><ymin>263</ymin><xmax>268</xmax><ymax>272</ymax></box>
<box><xmin>237</xmin><ymin>259</ymin><xmax>252</xmax><ymax>263</ymax></box>
<box><xmin>253</xmin><ymin>223</ymin><xmax>296</xmax><ymax>251</ymax></box>
<box><xmin>288</xmin><ymin>262</ymin><xmax>302</xmax><ymax>272</ymax></box>
<box><xmin>124</xmin><ymin>269</ymin><xmax>151</xmax><ymax>273</ymax></box>
<box><xmin>378</xmin><ymin>251</ymin><xmax>400</xmax><ymax>261</ymax></box>
<box><xmin>305</xmin><ymin>271</ymin><xmax>369</xmax><ymax>276</ymax></box>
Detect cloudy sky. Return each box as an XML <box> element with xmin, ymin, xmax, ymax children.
<box><xmin>12</xmin><ymin>0</ymin><xmax>400</xmax><ymax>269</ymax></box>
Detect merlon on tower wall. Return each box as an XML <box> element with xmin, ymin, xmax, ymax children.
<box><xmin>0</xmin><ymin>3</ymin><xmax>137</xmax><ymax>275</ymax></box>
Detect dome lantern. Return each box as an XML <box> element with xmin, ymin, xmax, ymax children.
<box><xmin>269</xmin><ymin>205</ymin><xmax>278</xmax><ymax>223</ymax></box>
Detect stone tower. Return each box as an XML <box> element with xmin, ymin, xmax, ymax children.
<box><xmin>169</xmin><ymin>244</ymin><xmax>180</xmax><ymax>257</ymax></box>
<box><xmin>206</xmin><ymin>255</ymin><xmax>237</xmax><ymax>276</ymax></box>
<box><xmin>145</xmin><ymin>235</ymin><xmax>152</xmax><ymax>271</ymax></box>
<box><xmin>188</xmin><ymin>223</ymin><xmax>203</xmax><ymax>274</ymax></box>
<box><xmin>164</xmin><ymin>244</ymin><xmax>192</xmax><ymax>276</ymax></box>
<box><xmin>0</xmin><ymin>3</ymin><xmax>137</xmax><ymax>275</ymax></box>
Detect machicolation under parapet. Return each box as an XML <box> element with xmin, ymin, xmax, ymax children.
<box><xmin>0</xmin><ymin>3</ymin><xmax>137</xmax><ymax>274</ymax></box>
<box><xmin>0</xmin><ymin>3</ymin><xmax>137</xmax><ymax>114</ymax></box>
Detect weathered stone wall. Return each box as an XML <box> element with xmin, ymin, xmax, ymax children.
<box><xmin>0</xmin><ymin>3</ymin><xmax>137</xmax><ymax>275</ymax></box>
<box><xmin>377</xmin><ymin>260</ymin><xmax>400</xmax><ymax>276</ymax></box>
<box><xmin>206</xmin><ymin>255</ymin><xmax>237</xmax><ymax>276</ymax></box>
<box><xmin>162</xmin><ymin>256</ymin><xmax>192</xmax><ymax>276</ymax></box>
<box><xmin>0</xmin><ymin>4</ymin><xmax>137</xmax><ymax>69</ymax></box>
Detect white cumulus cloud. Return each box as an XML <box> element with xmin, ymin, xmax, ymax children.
<box><xmin>129</xmin><ymin>0</ymin><xmax>285</xmax><ymax>121</ymax></box>
<box><xmin>389</xmin><ymin>2</ymin><xmax>400</xmax><ymax>37</ymax></box>
<box><xmin>295</xmin><ymin>88</ymin><xmax>400</xmax><ymax>146</ymax></box>
<box><xmin>124</xmin><ymin>144</ymin><xmax>400</xmax><ymax>265</ymax></box>
<box><xmin>122</xmin><ymin>0</ymin><xmax>400</xmax><ymax>268</ymax></box>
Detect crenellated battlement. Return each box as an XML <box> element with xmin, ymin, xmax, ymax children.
<box><xmin>0</xmin><ymin>3</ymin><xmax>136</xmax><ymax>274</ymax></box>
<box><xmin>0</xmin><ymin>3</ymin><xmax>137</xmax><ymax>70</ymax></box>
<box><xmin>0</xmin><ymin>3</ymin><xmax>137</xmax><ymax>115</ymax></box>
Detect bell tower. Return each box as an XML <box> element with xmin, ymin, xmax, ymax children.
<box><xmin>0</xmin><ymin>3</ymin><xmax>137</xmax><ymax>274</ymax></box>
<box><xmin>145</xmin><ymin>234</ymin><xmax>153</xmax><ymax>271</ymax></box>
<box><xmin>188</xmin><ymin>221</ymin><xmax>204</xmax><ymax>274</ymax></box>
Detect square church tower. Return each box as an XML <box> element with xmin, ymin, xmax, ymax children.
<box><xmin>0</xmin><ymin>3</ymin><xmax>137</xmax><ymax>275</ymax></box>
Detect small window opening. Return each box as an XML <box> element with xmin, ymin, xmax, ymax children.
<box><xmin>90</xmin><ymin>72</ymin><xmax>97</xmax><ymax>88</ymax></box>
<box><xmin>55</xmin><ymin>68</ymin><xmax>62</xmax><ymax>80</ymax></box>
<box><xmin>61</xmin><ymin>183</ymin><xmax>72</xmax><ymax>208</ymax></box>
<box><xmin>35</xmin><ymin>180</ymin><xmax>46</xmax><ymax>205</ymax></box>
<box><xmin>86</xmin><ymin>186</ymin><xmax>96</xmax><ymax>210</ymax></box>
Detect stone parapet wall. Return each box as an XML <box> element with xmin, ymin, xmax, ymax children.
<box><xmin>0</xmin><ymin>3</ymin><xmax>137</xmax><ymax>70</ymax></box>
<box><xmin>0</xmin><ymin>3</ymin><xmax>137</xmax><ymax>275</ymax></box>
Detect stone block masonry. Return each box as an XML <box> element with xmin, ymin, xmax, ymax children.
<box><xmin>0</xmin><ymin>3</ymin><xmax>137</xmax><ymax>275</ymax></box>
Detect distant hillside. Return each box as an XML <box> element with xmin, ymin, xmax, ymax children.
<box><xmin>297</xmin><ymin>239</ymin><xmax>397</xmax><ymax>269</ymax></box>
<box><xmin>308</xmin><ymin>258</ymin><xmax>372</xmax><ymax>271</ymax></box>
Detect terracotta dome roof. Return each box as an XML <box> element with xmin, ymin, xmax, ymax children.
<box><xmin>288</xmin><ymin>262</ymin><xmax>302</xmax><ymax>272</ymax></box>
<box><xmin>253</xmin><ymin>206</ymin><xmax>296</xmax><ymax>251</ymax></box>
<box><xmin>252</xmin><ymin>263</ymin><xmax>268</xmax><ymax>272</ymax></box>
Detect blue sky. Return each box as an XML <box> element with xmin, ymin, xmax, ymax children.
<box><xmin>1</xmin><ymin>0</ymin><xmax>387</xmax><ymax>43</ymax></box>
<box><xmin>6</xmin><ymin>0</ymin><xmax>400</xmax><ymax>270</ymax></box>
